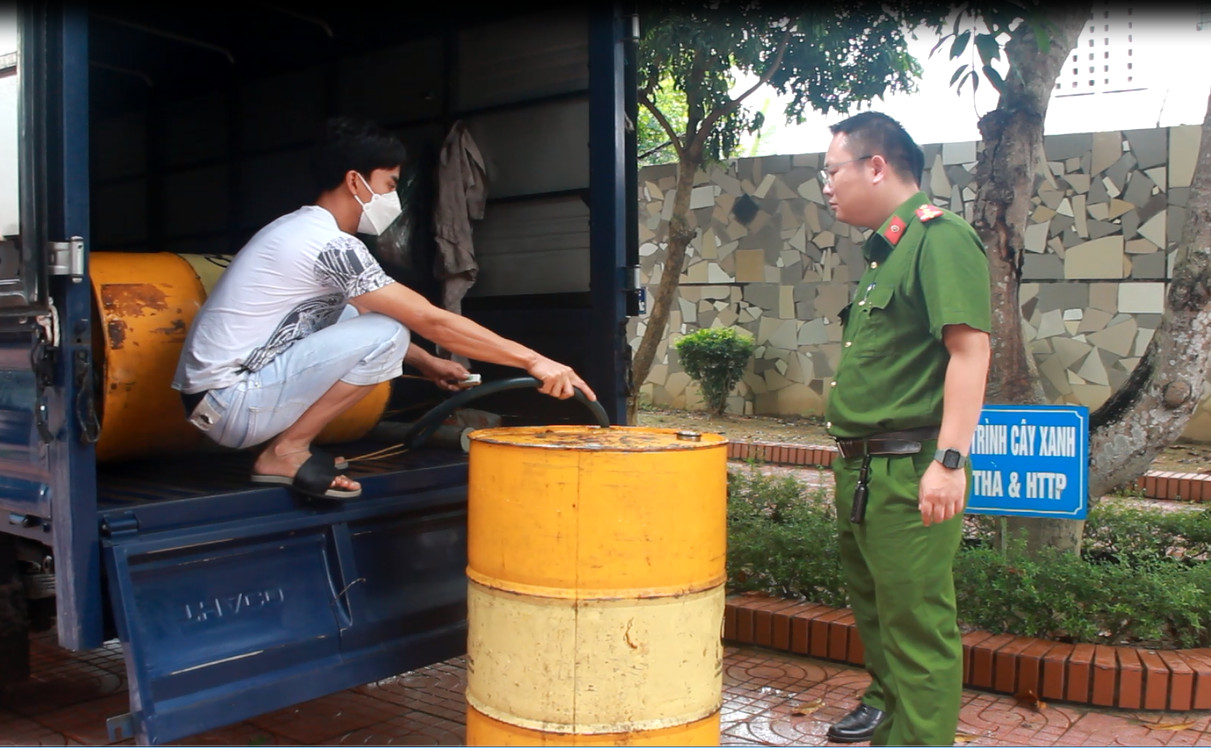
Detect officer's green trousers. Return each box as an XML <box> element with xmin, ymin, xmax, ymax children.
<box><xmin>833</xmin><ymin>449</ymin><xmax>965</xmax><ymax>747</ymax></box>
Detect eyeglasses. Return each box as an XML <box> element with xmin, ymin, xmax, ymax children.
<box><xmin>818</xmin><ymin>155</ymin><xmax>873</xmax><ymax>187</ymax></box>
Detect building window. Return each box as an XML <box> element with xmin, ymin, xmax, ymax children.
<box><xmin>1056</xmin><ymin>4</ymin><xmax>1143</xmax><ymax>95</ymax></box>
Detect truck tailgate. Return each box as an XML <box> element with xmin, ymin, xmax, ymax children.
<box><xmin>96</xmin><ymin>447</ymin><xmax>469</xmax><ymax>745</ymax></box>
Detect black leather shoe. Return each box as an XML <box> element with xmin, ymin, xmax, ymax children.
<box><xmin>826</xmin><ymin>703</ymin><xmax>886</xmax><ymax>743</ymax></box>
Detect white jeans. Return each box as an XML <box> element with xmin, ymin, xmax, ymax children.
<box><xmin>189</xmin><ymin>309</ymin><xmax>409</xmax><ymax>450</ymax></box>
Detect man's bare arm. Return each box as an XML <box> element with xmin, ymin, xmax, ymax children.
<box><xmin>351</xmin><ymin>282</ymin><xmax>596</xmax><ymax>401</ymax></box>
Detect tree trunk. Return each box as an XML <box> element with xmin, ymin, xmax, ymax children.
<box><xmin>1086</xmin><ymin>92</ymin><xmax>1211</xmax><ymax>499</ymax></box>
<box><xmin>627</xmin><ymin>151</ymin><xmax>701</xmax><ymax>425</ymax></box>
<box><xmin>974</xmin><ymin>9</ymin><xmax>1089</xmax><ymax>405</ymax></box>
<box><xmin>970</xmin><ymin>8</ymin><xmax>1090</xmax><ymax>552</ymax></box>
<box><xmin>974</xmin><ymin>104</ymin><xmax>1048</xmax><ymax>406</ymax></box>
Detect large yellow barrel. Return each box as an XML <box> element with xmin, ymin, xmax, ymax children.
<box><xmin>89</xmin><ymin>252</ymin><xmax>389</xmax><ymax>462</ymax></box>
<box><xmin>464</xmin><ymin>425</ymin><xmax>728</xmax><ymax>746</ymax></box>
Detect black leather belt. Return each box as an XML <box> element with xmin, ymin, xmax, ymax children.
<box><xmin>834</xmin><ymin>426</ymin><xmax>940</xmax><ymax>460</ymax></box>
<box><xmin>181</xmin><ymin>390</ymin><xmax>207</xmax><ymax>417</ymax></box>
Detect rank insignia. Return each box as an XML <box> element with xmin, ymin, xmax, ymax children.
<box><xmin>915</xmin><ymin>204</ymin><xmax>944</xmax><ymax>222</ymax></box>
<box><xmin>882</xmin><ymin>215</ymin><xmax>907</xmax><ymax>245</ymax></box>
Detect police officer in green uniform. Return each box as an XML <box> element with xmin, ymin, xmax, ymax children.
<box><xmin>819</xmin><ymin>112</ymin><xmax>991</xmax><ymax>746</ymax></box>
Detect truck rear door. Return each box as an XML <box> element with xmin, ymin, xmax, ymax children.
<box><xmin>0</xmin><ymin>3</ymin><xmax>102</xmax><ymax>654</ymax></box>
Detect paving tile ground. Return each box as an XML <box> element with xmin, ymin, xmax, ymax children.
<box><xmin>3</xmin><ymin>632</ymin><xmax>1209</xmax><ymax>746</ymax></box>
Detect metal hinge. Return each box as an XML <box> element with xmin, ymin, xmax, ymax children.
<box><xmin>624</xmin><ymin>264</ymin><xmax>645</xmax><ymax>315</ymax></box>
<box><xmin>48</xmin><ymin>236</ymin><xmax>85</xmax><ymax>283</ymax></box>
<box><xmin>106</xmin><ymin>713</ymin><xmax>135</xmax><ymax>743</ymax></box>
<box><xmin>100</xmin><ymin>513</ymin><xmax>139</xmax><ymax>538</ymax></box>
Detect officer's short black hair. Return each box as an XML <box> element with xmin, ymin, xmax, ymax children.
<box><xmin>311</xmin><ymin>117</ymin><xmax>408</xmax><ymax>193</ymax></box>
<box><xmin>829</xmin><ymin>112</ymin><xmax>924</xmax><ymax>187</ymax></box>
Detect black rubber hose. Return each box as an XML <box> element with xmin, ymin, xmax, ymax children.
<box><xmin>402</xmin><ymin>376</ymin><xmax>611</xmax><ymax>449</ymax></box>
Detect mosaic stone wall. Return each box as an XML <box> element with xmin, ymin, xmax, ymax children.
<box><xmin>630</xmin><ymin>125</ymin><xmax>1211</xmax><ymax>442</ymax></box>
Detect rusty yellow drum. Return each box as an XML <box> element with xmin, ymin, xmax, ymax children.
<box><xmin>89</xmin><ymin>252</ymin><xmax>389</xmax><ymax>462</ymax></box>
<box><xmin>464</xmin><ymin>425</ymin><xmax>728</xmax><ymax>746</ymax></box>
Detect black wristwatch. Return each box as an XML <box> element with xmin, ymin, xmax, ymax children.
<box><xmin>934</xmin><ymin>448</ymin><xmax>965</xmax><ymax>470</ymax></box>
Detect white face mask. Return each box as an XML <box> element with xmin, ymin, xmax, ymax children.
<box><xmin>354</xmin><ymin>173</ymin><xmax>403</xmax><ymax>235</ymax></box>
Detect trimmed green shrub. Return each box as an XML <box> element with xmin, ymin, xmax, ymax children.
<box><xmin>674</xmin><ymin>327</ymin><xmax>754</xmax><ymax>415</ymax></box>
<box><xmin>954</xmin><ymin>538</ymin><xmax>1209</xmax><ymax>648</ymax></box>
<box><xmin>1082</xmin><ymin>501</ymin><xmax>1211</xmax><ymax>564</ymax></box>
<box><xmin>727</xmin><ymin>465</ymin><xmax>849</xmax><ymax>607</ymax></box>
<box><xmin>726</xmin><ymin>468</ymin><xmax>1211</xmax><ymax>649</ymax></box>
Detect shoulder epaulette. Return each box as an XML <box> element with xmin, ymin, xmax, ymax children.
<box><xmin>915</xmin><ymin>204</ymin><xmax>944</xmax><ymax>222</ymax></box>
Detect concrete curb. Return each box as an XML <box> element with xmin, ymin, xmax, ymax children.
<box><xmin>725</xmin><ymin>594</ymin><xmax>1211</xmax><ymax>712</ymax></box>
<box><xmin>725</xmin><ymin>440</ymin><xmax>1211</xmax><ymax>502</ymax></box>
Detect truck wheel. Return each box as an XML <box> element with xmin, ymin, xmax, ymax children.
<box><xmin>0</xmin><ymin>537</ymin><xmax>30</xmax><ymax>684</ymax></box>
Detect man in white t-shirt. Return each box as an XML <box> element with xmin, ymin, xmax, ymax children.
<box><xmin>173</xmin><ymin>117</ymin><xmax>596</xmax><ymax>502</ymax></box>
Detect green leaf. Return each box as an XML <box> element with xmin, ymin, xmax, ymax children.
<box><xmin>974</xmin><ymin>33</ymin><xmax>1001</xmax><ymax>68</ymax></box>
<box><xmin>930</xmin><ymin>32</ymin><xmax>951</xmax><ymax>58</ymax></box>
<box><xmin>949</xmin><ymin>63</ymin><xmax>969</xmax><ymax>87</ymax></box>
<box><xmin>949</xmin><ymin>30</ymin><xmax>971</xmax><ymax>60</ymax></box>
<box><xmin>983</xmin><ymin>64</ymin><xmax>1006</xmax><ymax>93</ymax></box>
<box><xmin>969</xmin><ymin>69</ymin><xmax>979</xmax><ymax>94</ymax></box>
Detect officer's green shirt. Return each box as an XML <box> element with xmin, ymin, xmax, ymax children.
<box><xmin>824</xmin><ymin>191</ymin><xmax>991</xmax><ymax>439</ymax></box>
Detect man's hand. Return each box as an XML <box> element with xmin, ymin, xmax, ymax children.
<box><xmin>417</xmin><ymin>356</ymin><xmax>471</xmax><ymax>392</ymax></box>
<box><xmin>528</xmin><ymin>356</ymin><xmax>596</xmax><ymax>401</ymax></box>
<box><xmin>918</xmin><ymin>461</ymin><xmax>967</xmax><ymax>526</ymax></box>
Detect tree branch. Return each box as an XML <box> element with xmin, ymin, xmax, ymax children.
<box><xmin>639</xmin><ymin>139</ymin><xmax>674</xmax><ymax>161</ymax></box>
<box><xmin>640</xmin><ymin>92</ymin><xmax>687</xmax><ymax>161</ymax></box>
<box><xmin>690</xmin><ymin>28</ymin><xmax>792</xmax><ymax>154</ymax></box>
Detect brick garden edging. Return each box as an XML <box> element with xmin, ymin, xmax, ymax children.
<box><xmin>726</xmin><ymin>440</ymin><xmax>1211</xmax><ymax>503</ymax></box>
<box><xmin>725</xmin><ymin>593</ymin><xmax>1211</xmax><ymax>711</ymax></box>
